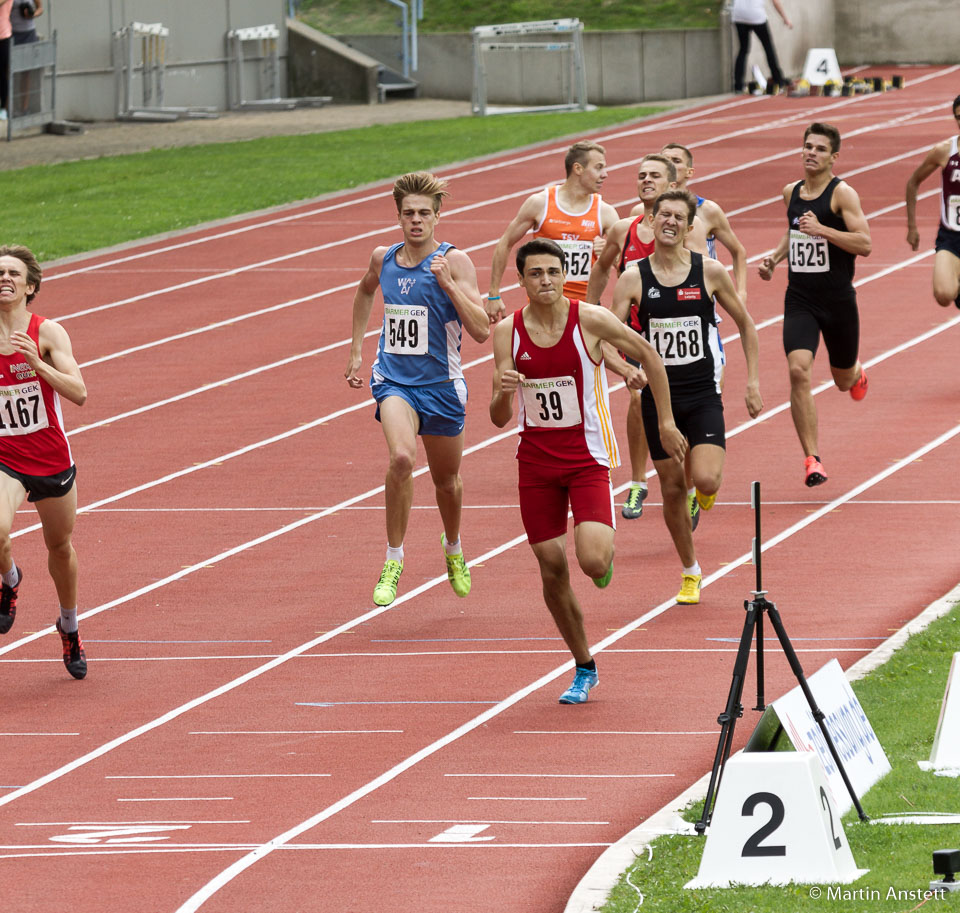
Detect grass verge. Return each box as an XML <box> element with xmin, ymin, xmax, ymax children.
<box><xmin>298</xmin><ymin>0</ymin><xmax>724</xmax><ymax>34</ymax></box>
<box><xmin>2</xmin><ymin>105</ymin><xmax>662</xmax><ymax>262</ymax></box>
<box><xmin>601</xmin><ymin>604</ymin><xmax>960</xmax><ymax>912</ymax></box>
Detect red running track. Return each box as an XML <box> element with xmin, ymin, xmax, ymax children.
<box><xmin>1</xmin><ymin>65</ymin><xmax>960</xmax><ymax>913</ymax></box>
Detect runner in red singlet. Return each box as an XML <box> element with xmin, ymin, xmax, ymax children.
<box><xmin>0</xmin><ymin>245</ymin><xmax>88</xmax><ymax>679</ymax></box>
<box><xmin>490</xmin><ymin>238</ymin><xmax>684</xmax><ymax>704</ymax></box>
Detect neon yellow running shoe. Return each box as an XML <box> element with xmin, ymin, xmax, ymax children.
<box><xmin>676</xmin><ymin>573</ymin><xmax>702</xmax><ymax>605</ymax></box>
<box><xmin>592</xmin><ymin>560</ymin><xmax>613</xmax><ymax>589</ymax></box>
<box><xmin>373</xmin><ymin>559</ymin><xmax>403</xmax><ymax>606</ymax></box>
<box><xmin>696</xmin><ymin>489</ymin><xmax>717</xmax><ymax>511</ymax></box>
<box><xmin>441</xmin><ymin>534</ymin><xmax>471</xmax><ymax>597</ymax></box>
<box><xmin>687</xmin><ymin>492</ymin><xmax>700</xmax><ymax>531</ymax></box>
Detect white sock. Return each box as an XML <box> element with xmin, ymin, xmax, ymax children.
<box><xmin>683</xmin><ymin>562</ymin><xmax>702</xmax><ymax>577</ymax></box>
<box><xmin>2</xmin><ymin>564</ymin><xmax>18</xmax><ymax>588</ymax></box>
<box><xmin>386</xmin><ymin>545</ymin><xmax>404</xmax><ymax>563</ymax></box>
<box><xmin>59</xmin><ymin>606</ymin><xmax>78</xmax><ymax>634</ymax></box>
<box><xmin>630</xmin><ymin>480</ymin><xmax>647</xmax><ymax>491</ymax></box>
<box><xmin>687</xmin><ymin>487</ymin><xmax>696</xmax><ymax>499</ymax></box>
<box><xmin>443</xmin><ymin>536</ymin><xmax>462</xmax><ymax>556</ymax></box>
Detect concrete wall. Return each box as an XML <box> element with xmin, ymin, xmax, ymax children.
<box><xmin>286</xmin><ymin>19</ymin><xmax>380</xmax><ymax>105</ymax></box>
<box><xmin>835</xmin><ymin>0</ymin><xmax>960</xmax><ymax>65</ymax></box>
<box><xmin>40</xmin><ymin>0</ymin><xmax>288</xmax><ymax>121</ymax></box>
<box><xmin>337</xmin><ymin>29</ymin><xmax>729</xmax><ymax>105</ymax></box>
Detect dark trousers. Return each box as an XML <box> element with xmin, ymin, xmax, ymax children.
<box><xmin>734</xmin><ymin>21</ymin><xmax>785</xmax><ymax>90</ymax></box>
<box><xmin>0</xmin><ymin>37</ymin><xmax>9</xmax><ymax>109</ymax></box>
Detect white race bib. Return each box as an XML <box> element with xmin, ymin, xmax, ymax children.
<box><xmin>0</xmin><ymin>380</ymin><xmax>49</xmax><ymax>437</ymax></box>
<box><xmin>555</xmin><ymin>239</ymin><xmax>593</xmax><ymax>282</ymax></box>
<box><xmin>947</xmin><ymin>194</ymin><xmax>960</xmax><ymax>231</ymax></box>
<box><xmin>649</xmin><ymin>316</ymin><xmax>703</xmax><ymax>366</ymax></box>
<box><xmin>383</xmin><ymin>304</ymin><xmax>428</xmax><ymax>355</ymax></box>
<box><xmin>521</xmin><ymin>375</ymin><xmax>581</xmax><ymax>428</ymax></box>
<box><xmin>789</xmin><ymin>230</ymin><xmax>829</xmax><ymax>273</ymax></box>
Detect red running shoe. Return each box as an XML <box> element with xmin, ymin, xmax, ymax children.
<box><xmin>56</xmin><ymin>619</ymin><xmax>87</xmax><ymax>680</ymax></box>
<box><xmin>804</xmin><ymin>456</ymin><xmax>828</xmax><ymax>487</ymax></box>
<box><xmin>849</xmin><ymin>368</ymin><xmax>868</xmax><ymax>401</ymax></box>
<box><xmin>0</xmin><ymin>566</ymin><xmax>21</xmax><ymax>635</ymax></box>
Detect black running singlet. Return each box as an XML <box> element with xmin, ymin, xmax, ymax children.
<box><xmin>634</xmin><ymin>252</ymin><xmax>722</xmax><ymax>398</ymax></box>
<box><xmin>786</xmin><ymin>177</ymin><xmax>856</xmax><ymax>294</ymax></box>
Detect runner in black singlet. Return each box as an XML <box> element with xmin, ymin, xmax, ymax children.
<box><xmin>760</xmin><ymin>123</ymin><xmax>871</xmax><ymax>488</ymax></box>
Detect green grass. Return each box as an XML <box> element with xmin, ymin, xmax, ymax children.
<box><xmin>1</xmin><ymin>106</ymin><xmax>662</xmax><ymax>262</ymax></box>
<box><xmin>601</xmin><ymin>606</ymin><xmax>960</xmax><ymax>912</ymax></box>
<box><xmin>298</xmin><ymin>0</ymin><xmax>723</xmax><ymax>35</ymax></box>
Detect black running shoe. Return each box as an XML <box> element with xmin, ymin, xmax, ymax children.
<box><xmin>56</xmin><ymin>619</ymin><xmax>87</xmax><ymax>680</ymax></box>
<box><xmin>0</xmin><ymin>566</ymin><xmax>21</xmax><ymax>635</ymax></box>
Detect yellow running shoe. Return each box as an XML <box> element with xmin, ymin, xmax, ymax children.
<box><xmin>676</xmin><ymin>573</ymin><xmax>702</xmax><ymax>605</ymax></box>
<box><xmin>592</xmin><ymin>560</ymin><xmax>613</xmax><ymax>589</ymax></box>
<box><xmin>687</xmin><ymin>491</ymin><xmax>700</xmax><ymax>531</ymax></box>
<box><xmin>441</xmin><ymin>534</ymin><xmax>471</xmax><ymax>597</ymax></box>
<box><xmin>373</xmin><ymin>559</ymin><xmax>403</xmax><ymax>606</ymax></box>
<box><xmin>696</xmin><ymin>489</ymin><xmax>717</xmax><ymax>511</ymax></box>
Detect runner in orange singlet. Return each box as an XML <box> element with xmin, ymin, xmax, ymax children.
<box><xmin>485</xmin><ymin>141</ymin><xmax>620</xmax><ymax>323</ymax></box>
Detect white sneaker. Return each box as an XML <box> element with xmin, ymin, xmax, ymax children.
<box><xmin>0</xmin><ymin>109</ymin><xmax>7</xmax><ymax>121</ymax></box>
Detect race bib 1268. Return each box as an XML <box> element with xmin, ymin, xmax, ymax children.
<box><xmin>649</xmin><ymin>316</ymin><xmax>703</xmax><ymax>366</ymax></box>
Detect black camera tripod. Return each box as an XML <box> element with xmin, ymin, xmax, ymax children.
<box><xmin>694</xmin><ymin>481</ymin><xmax>868</xmax><ymax>834</ymax></box>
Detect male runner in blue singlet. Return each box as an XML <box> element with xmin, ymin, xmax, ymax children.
<box><xmin>346</xmin><ymin>172</ymin><xmax>489</xmax><ymax>606</ymax></box>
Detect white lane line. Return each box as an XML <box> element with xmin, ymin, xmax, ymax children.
<box><xmin>188</xmin><ymin>731</ymin><xmax>403</xmax><ymax>735</ymax></box>
<box><xmin>105</xmin><ymin>774</ymin><xmax>330</xmax><ymax>779</ymax></box>
<box><xmin>0</xmin><ymin>732</ymin><xmax>79</xmax><ymax>737</ymax></box>
<box><xmin>444</xmin><ymin>774</ymin><xmax>674</xmax><ymax>779</ymax></box>
<box><xmin>172</xmin><ymin>419</ymin><xmax>960</xmax><ymax>913</ymax></box>
<box><xmin>469</xmin><ymin>797</ymin><xmax>586</xmax><ymax>801</ymax></box>
<box><xmin>514</xmin><ymin>731</ymin><xmax>716</xmax><ymax>736</ymax></box>
<box><xmin>0</xmin><ymin>646</ymin><xmax>873</xmax><ymax>666</ymax></box>
<box><xmin>17</xmin><ymin>820</ymin><xmax>249</xmax><ymax>825</ymax></box>
<box><xmin>372</xmin><ymin>819</ymin><xmax>608</xmax><ymax>825</ymax></box>
<box><xmin>117</xmin><ymin>798</ymin><xmax>234</xmax><ymax>803</ymax></box>
<box><xmin>0</xmin><ymin>841</ymin><xmax>614</xmax><ymax>860</ymax></box>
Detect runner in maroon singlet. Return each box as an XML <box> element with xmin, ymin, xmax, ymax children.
<box><xmin>905</xmin><ymin>93</ymin><xmax>960</xmax><ymax>310</ymax></box>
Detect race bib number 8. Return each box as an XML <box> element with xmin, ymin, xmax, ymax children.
<box><xmin>649</xmin><ymin>316</ymin><xmax>703</xmax><ymax>366</ymax></box>
<box><xmin>947</xmin><ymin>194</ymin><xmax>960</xmax><ymax>231</ymax></box>
<box><xmin>521</xmin><ymin>376</ymin><xmax>581</xmax><ymax>428</ymax></box>
<box><xmin>556</xmin><ymin>239</ymin><xmax>593</xmax><ymax>282</ymax></box>
<box><xmin>383</xmin><ymin>304</ymin><xmax>428</xmax><ymax>356</ymax></box>
<box><xmin>789</xmin><ymin>230</ymin><xmax>829</xmax><ymax>273</ymax></box>
<box><xmin>0</xmin><ymin>381</ymin><xmax>49</xmax><ymax>437</ymax></box>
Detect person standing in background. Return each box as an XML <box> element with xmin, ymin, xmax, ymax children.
<box><xmin>0</xmin><ymin>0</ymin><xmax>14</xmax><ymax>122</ymax></box>
<box><xmin>10</xmin><ymin>0</ymin><xmax>43</xmax><ymax>117</ymax></box>
<box><xmin>732</xmin><ymin>0</ymin><xmax>793</xmax><ymax>94</ymax></box>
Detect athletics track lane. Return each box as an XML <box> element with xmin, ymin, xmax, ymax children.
<box><xmin>1</xmin><ymin>68</ymin><xmax>959</xmax><ymax>912</ymax></box>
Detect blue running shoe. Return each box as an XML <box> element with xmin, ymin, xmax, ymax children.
<box><xmin>559</xmin><ymin>665</ymin><xmax>598</xmax><ymax>704</ymax></box>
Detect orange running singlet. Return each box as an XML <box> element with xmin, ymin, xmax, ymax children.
<box><xmin>534</xmin><ymin>185</ymin><xmax>605</xmax><ymax>298</ymax></box>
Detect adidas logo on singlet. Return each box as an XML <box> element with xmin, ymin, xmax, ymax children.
<box><xmin>647</xmin><ymin>288</ymin><xmax>660</xmax><ymax>299</ymax></box>
<box><xmin>519</xmin><ymin>352</ymin><xmax>532</xmax><ymax>361</ymax></box>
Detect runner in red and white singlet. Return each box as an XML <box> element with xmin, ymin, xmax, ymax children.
<box><xmin>491</xmin><ymin>237</ymin><xmax>684</xmax><ymax>705</ymax></box>
<box><xmin>0</xmin><ymin>245</ymin><xmax>88</xmax><ymax>680</ymax></box>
